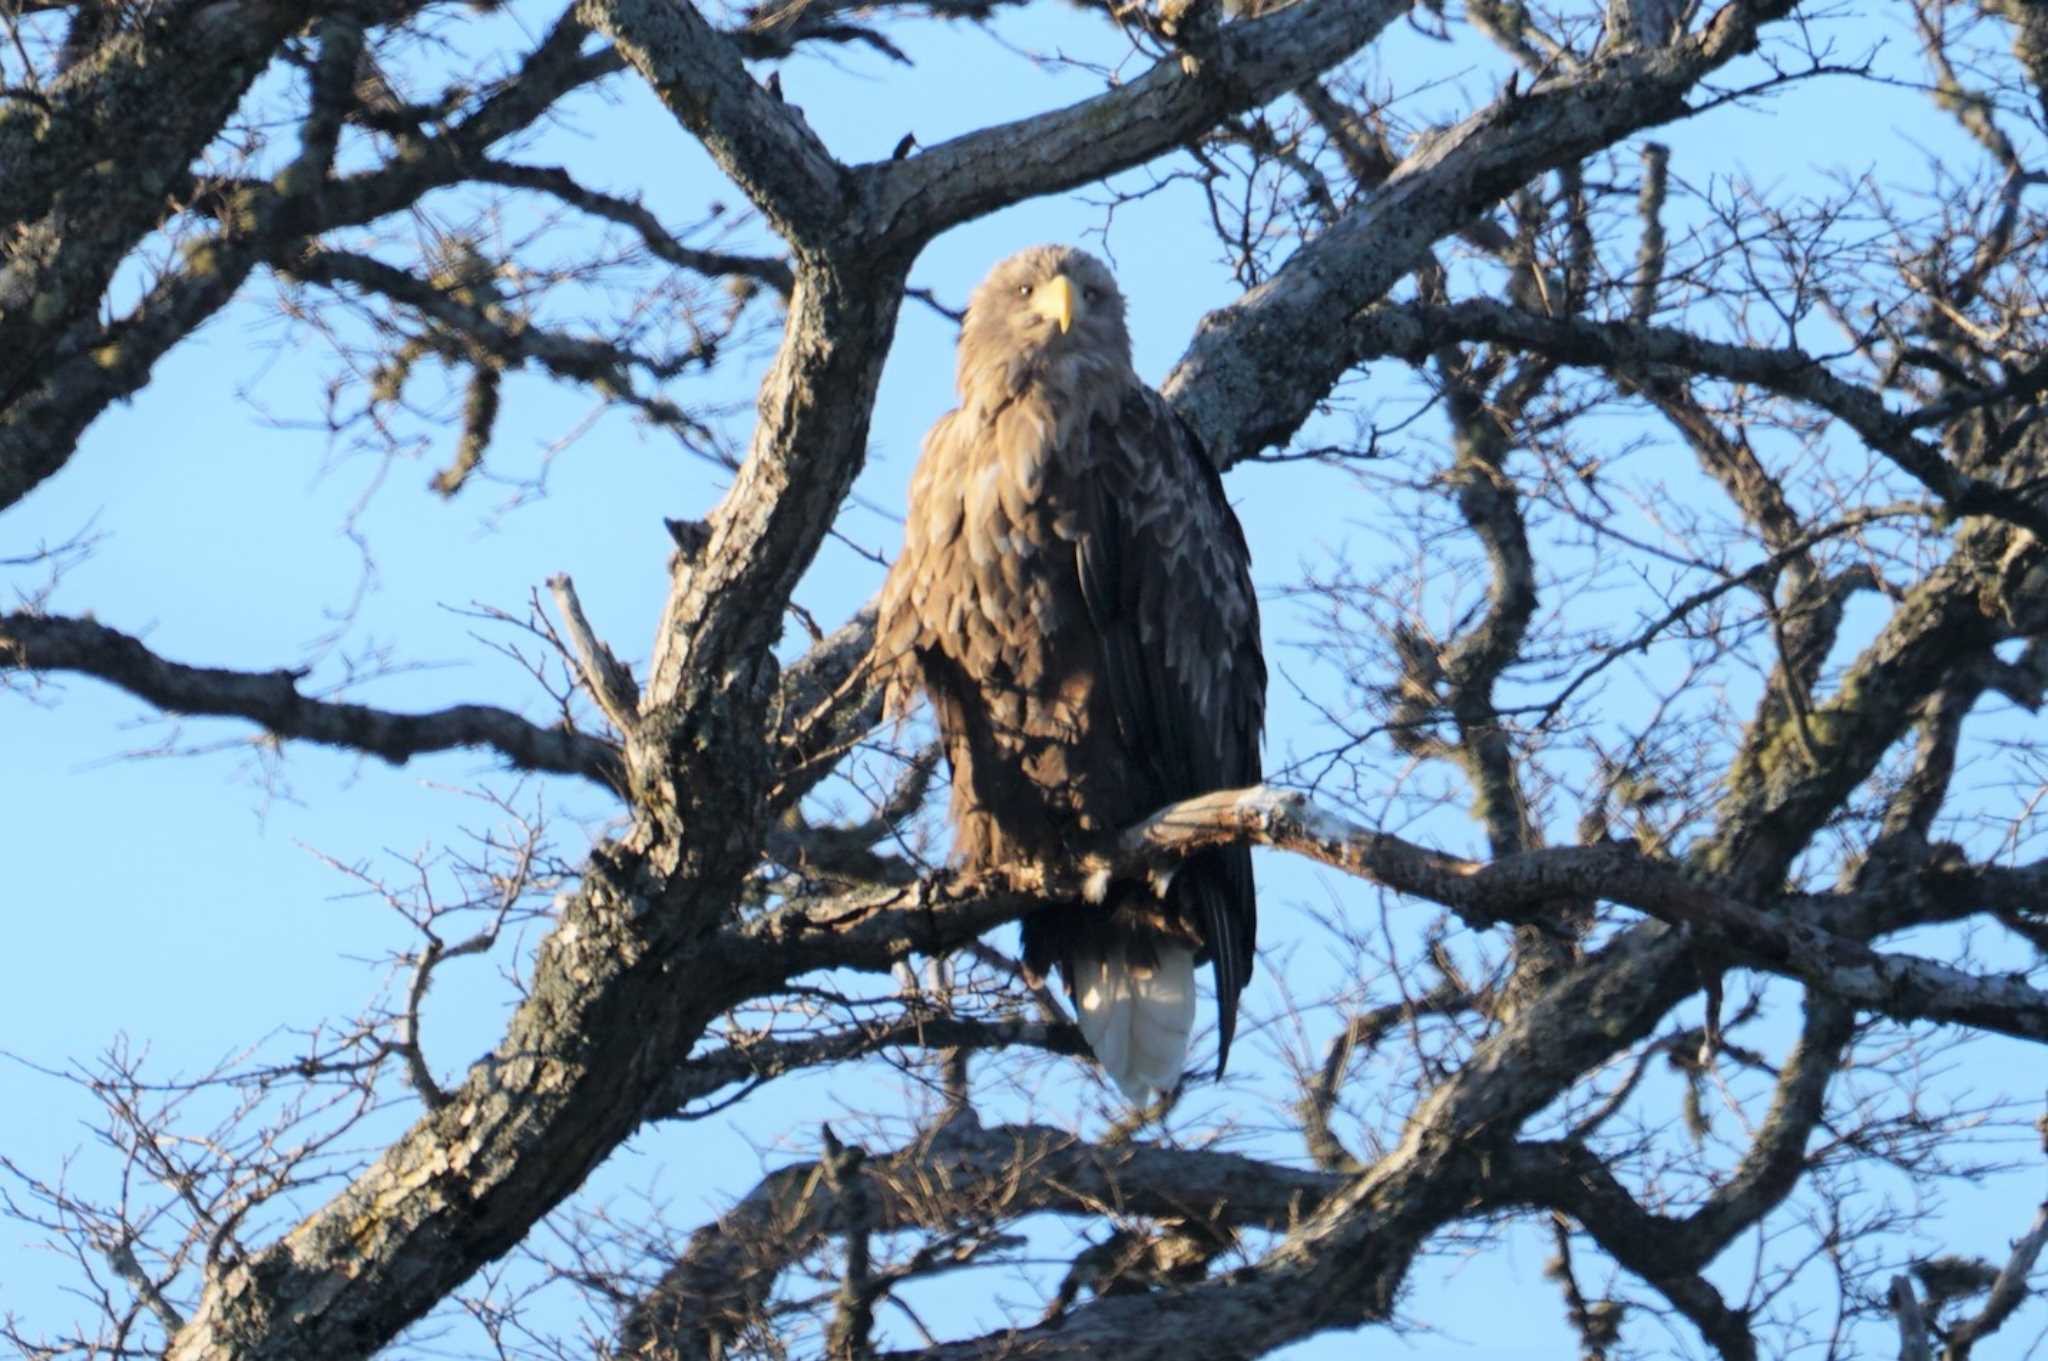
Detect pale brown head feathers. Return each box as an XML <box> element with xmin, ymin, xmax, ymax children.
<box><xmin>955</xmin><ymin>246</ymin><xmax>1133</xmax><ymax>404</ymax></box>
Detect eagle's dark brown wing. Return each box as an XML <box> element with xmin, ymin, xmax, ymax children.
<box><xmin>1069</xmin><ymin>387</ymin><xmax>1265</xmax><ymax>1072</ymax></box>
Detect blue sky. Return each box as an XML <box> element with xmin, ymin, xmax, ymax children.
<box><xmin>7</xmin><ymin>2</ymin><xmax>2044</xmax><ymax>1356</ymax></box>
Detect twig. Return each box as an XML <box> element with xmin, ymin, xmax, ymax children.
<box><xmin>546</xmin><ymin>573</ymin><xmax>641</xmax><ymax>734</ymax></box>
<box><xmin>100</xmin><ymin>1235</ymin><xmax>185</xmax><ymax>1334</ymax></box>
<box><xmin>399</xmin><ymin>940</ymin><xmax>449</xmax><ymax>1110</ymax></box>
<box><xmin>821</xmin><ymin>1125</ymin><xmax>875</xmax><ymax>1361</ymax></box>
<box><xmin>1889</xmin><ymin>1275</ymin><xmax>1930</xmax><ymax>1361</ymax></box>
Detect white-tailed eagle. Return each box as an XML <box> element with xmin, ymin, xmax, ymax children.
<box><xmin>876</xmin><ymin>245</ymin><xmax>1266</xmax><ymax>1102</ymax></box>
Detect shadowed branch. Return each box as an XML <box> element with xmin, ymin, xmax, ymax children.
<box><xmin>0</xmin><ymin>610</ymin><xmax>624</xmax><ymax>790</ymax></box>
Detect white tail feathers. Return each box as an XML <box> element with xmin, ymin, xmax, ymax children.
<box><xmin>1069</xmin><ymin>940</ymin><xmax>1196</xmax><ymax>1105</ymax></box>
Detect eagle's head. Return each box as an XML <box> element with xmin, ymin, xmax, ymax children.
<box><xmin>955</xmin><ymin>245</ymin><xmax>1133</xmax><ymax>403</ymax></box>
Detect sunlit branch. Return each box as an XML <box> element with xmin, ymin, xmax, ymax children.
<box><xmin>765</xmin><ymin>785</ymin><xmax>2048</xmax><ymax>1044</ymax></box>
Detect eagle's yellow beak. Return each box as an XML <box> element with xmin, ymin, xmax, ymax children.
<box><xmin>1035</xmin><ymin>274</ymin><xmax>1077</xmax><ymax>334</ymax></box>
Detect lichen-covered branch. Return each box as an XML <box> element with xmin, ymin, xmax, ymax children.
<box><xmin>0</xmin><ymin>6</ymin><xmax>626</xmax><ymax>514</ymax></box>
<box><xmin>0</xmin><ymin>3</ymin><xmax>303</xmax><ymax>400</ymax></box>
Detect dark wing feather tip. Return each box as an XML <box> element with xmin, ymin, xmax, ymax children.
<box><xmin>1078</xmin><ymin>391</ymin><xmax>1264</xmax><ymax>1078</ymax></box>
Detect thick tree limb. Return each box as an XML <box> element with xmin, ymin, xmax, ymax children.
<box><xmin>636</xmin><ymin>260</ymin><xmax>908</xmax><ymax>754</ymax></box>
<box><xmin>0</xmin><ymin>3</ymin><xmax>302</xmax><ymax>394</ymax></box>
<box><xmin>856</xmin><ymin>922</ymin><xmax>1704</xmax><ymax>1360</ymax></box>
<box><xmin>161</xmin><ymin>790</ymin><xmax>783</xmax><ymax>1359</ymax></box>
<box><xmin>0</xmin><ymin>610</ymin><xmax>624</xmax><ymax>790</ymax></box>
<box><xmin>858</xmin><ymin>0</ymin><xmax>1415</xmax><ymax>249</ymax></box>
<box><xmin>1109</xmin><ymin>787</ymin><xmax>2048</xmax><ymax>1043</ymax></box>
<box><xmin>0</xmin><ymin>4</ymin><xmax>301</xmax><ymax>509</ymax></box>
<box><xmin>1944</xmin><ymin>1200</ymin><xmax>2048</xmax><ymax>1358</ymax></box>
<box><xmin>1892</xmin><ymin>1277</ymin><xmax>1932</xmax><ymax>1361</ymax></box>
<box><xmin>1165</xmin><ymin>0</ymin><xmax>1804</xmax><ymax>467</ymax></box>
<box><xmin>0</xmin><ymin>10</ymin><xmax>627</xmax><ymax>515</ymax></box>
<box><xmin>577</xmin><ymin>0</ymin><xmax>850</xmax><ymax>251</ymax></box>
<box><xmin>621</xmin><ymin>1119</ymin><xmax>1345</xmax><ymax>1361</ymax></box>
<box><xmin>1501</xmin><ymin>1143</ymin><xmax>1760</xmax><ymax>1360</ymax></box>
<box><xmin>1492</xmin><ymin>998</ymin><xmax>1854</xmax><ymax>1358</ymax></box>
<box><xmin>1705</xmin><ymin>529</ymin><xmax>2018</xmax><ymax>888</ymax></box>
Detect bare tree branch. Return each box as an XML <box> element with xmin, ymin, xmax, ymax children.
<box><xmin>1111</xmin><ymin>788</ymin><xmax>2048</xmax><ymax>1043</ymax></box>
<box><xmin>0</xmin><ymin>610</ymin><xmax>624</xmax><ymax>790</ymax></box>
<box><xmin>1342</xmin><ymin>297</ymin><xmax>2048</xmax><ymax>537</ymax></box>
<box><xmin>622</xmin><ymin>1119</ymin><xmax>1347</xmax><ymax>1361</ymax></box>
<box><xmin>547</xmin><ymin>573</ymin><xmax>641</xmax><ymax>735</ymax></box>
<box><xmin>1945</xmin><ymin>1200</ymin><xmax>2048</xmax><ymax>1359</ymax></box>
<box><xmin>860</xmin><ymin>0</ymin><xmax>1415</xmax><ymax>248</ymax></box>
<box><xmin>1892</xmin><ymin>1275</ymin><xmax>1932</xmax><ymax>1361</ymax></box>
<box><xmin>1166</xmin><ymin>0</ymin><xmax>1805</xmax><ymax>467</ymax></box>
<box><xmin>12</xmin><ymin>4</ymin><xmax>2048</xmax><ymax>1360</ymax></box>
<box><xmin>577</xmin><ymin>0</ymin><xmax>851</xmax><ymax>249</ymax></box>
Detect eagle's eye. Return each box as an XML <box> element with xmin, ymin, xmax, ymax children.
<box><xmin>1083</xmin><ymin>285</ymin><xmax>1103</xmax><ymax>304</ymax></box>
<box><xmin>1015</xmin><ymin>284</ymin><xmax>1033</xmax><ymax>299</ymax></box>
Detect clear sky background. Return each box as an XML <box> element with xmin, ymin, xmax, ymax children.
<box><xmin>6</xmin><ymin>2</ymin><xmax>2045</xmax><ymax>1357</ymax></box>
